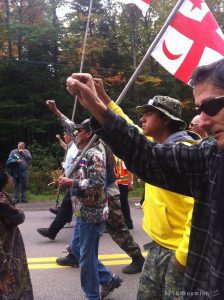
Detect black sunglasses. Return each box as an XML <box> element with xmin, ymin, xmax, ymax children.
<box><xmin>195</xmin><ymin>96</ymin><xmax>224</xmax><ymax>116</ymax></box>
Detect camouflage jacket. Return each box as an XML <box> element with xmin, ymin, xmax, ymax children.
<box><xmin>71</xmin><ymin>142</ymin><xmax>106</xmax><ymax>223</ymax></box>
<box><xmin>0</xmin><ymin>192</ymin><xmax>33</xmax><ymax>299</ymax></box>
<box><xmin>60</xmin><ymin>115</ymin><xmax>106</xmax><ymax>222</ymax></box>
<box><xmin>60</xmin><ymin>115</ymin><xmax>76</xmax><ymax>140</ymax></box>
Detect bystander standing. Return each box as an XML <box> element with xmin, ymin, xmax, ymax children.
<box><xmin>7</xmin><ymin>142</ymin><xmax>32</xmax><ymax>203</ymax></box>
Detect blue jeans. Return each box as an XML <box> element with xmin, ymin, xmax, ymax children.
<box><xmin>71</xmin><ymin>217</ymin><xmax>112</xmax><ymax>300</ymax></box>
<box><xmin>13</xmin><ymin>170</ymin><xmax>28</xmax><ymax>201</ymax></box>
<box><xmin>70</xmin><ymin>216</ymin><xmax>81</xmax><ymax>261</ymax></box>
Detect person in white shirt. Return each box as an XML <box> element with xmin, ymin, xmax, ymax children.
<box><xmin>37</xmin><ymin>104</ymin><xmax>78</xmax><ymax>240</ymax></box>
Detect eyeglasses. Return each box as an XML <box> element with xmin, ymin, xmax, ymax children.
<box><xmin>195</xmin><ymin>96</ymin><xmax>224</xmax><ymax>116</ymax></box>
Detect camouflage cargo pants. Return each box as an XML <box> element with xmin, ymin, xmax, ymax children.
<box><xmin>105</xmin><ymin>194</ymin><xmax>142</xmax><ymax>258</ymax></box>
<box><xmin>137</xmin><ymin>242</ymin><xmax>184</xmax><ymax>300</ymax></box>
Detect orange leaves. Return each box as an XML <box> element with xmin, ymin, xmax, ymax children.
<box><xmin>105</xmin><ymin>72</ymin><xmax>127</xmax><ymax>85</ymax></box>
<box><xmin>136</xmin><ymin>74</ymin><xmax>161</xmax><ymax>86</ymax></box>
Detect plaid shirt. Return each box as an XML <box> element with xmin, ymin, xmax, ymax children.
<box><xmin>91</xmin><ymin>109</ymin><xmax>224</xmax><ymax>299</ymax></box>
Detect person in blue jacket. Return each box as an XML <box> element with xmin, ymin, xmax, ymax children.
<box><xmin>7</xmin><ymin>142</ymin><xmax>32</xmax><ymax>203</ymax></box>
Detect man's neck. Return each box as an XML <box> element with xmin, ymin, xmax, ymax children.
<box><xmin>201</xmin><ymin>133</ymin><xmax>209</xmax><ymax>139</ymax></box>
<box><xmin>79</xmin><ymin>142</ymin><xmax>90</xmax><ymax>150</ymax></box>
<box><xmin>153</xmin><ymin>130</ymin><xmax>172</xmax><ymax>144</ymax></box>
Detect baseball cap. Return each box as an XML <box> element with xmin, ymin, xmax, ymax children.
<box><xmin>73</xmin><ymin>119</ymin><xmax>91</xmax><ymax>131</ymax></box>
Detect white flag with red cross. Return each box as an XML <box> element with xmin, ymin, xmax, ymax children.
<box><xmin>117</xmin><ymin>0</ymin><xmax>151</xmax><ymax>16</ymax></box>
<box><xmin>151</xmin><ymin>0</ymin><xmax>224</xmax><ymax>84</ymax></box>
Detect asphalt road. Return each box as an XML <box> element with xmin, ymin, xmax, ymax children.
<box><xmin>19</xmin><ymin>200</ymin><xmax>150</xmax><ymax>300</ymax></box>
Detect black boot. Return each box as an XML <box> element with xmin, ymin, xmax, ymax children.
<box><xmin>56</xmin><ymin>254</ymin><xmax>79</xmax><ymax>267</ymax></box>
<box><xmin>122</xmin><ymin>254</ymin><xmax>145</xmax><ymax>274</ymax></box>
<box><xmin>37</xmin><ymin>228</ymin><xmax>56</xmax><ymax>240</ymax></box>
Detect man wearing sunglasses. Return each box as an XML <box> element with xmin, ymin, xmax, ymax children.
<box><xmin>66</xmin><ymin>57</ymin><xmax>224</xmax><ymax>298</ymax></box>
<box><xmin>57</xmin><ymin>119</ymin><xmax>123</xmax><ymax>300</ymax></box>
<box><xmin>42</xmin><ymin>101</ymin><xmax>144</xmax><ymax>276</ymax></box>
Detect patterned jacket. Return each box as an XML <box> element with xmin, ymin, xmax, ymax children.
<box><xmin>71</xmin><ymin>142</ymin><xmax>106</xmax><ymax>223</ymax></box>
<box><xmin>0</xmin><ymin>192</ymin><xmax>33</xmax><ymax>299</ymax></box>
<box><xmin>59</xmin><ymin>115</ymin><xmax>107</xmax><ymax>222</ymax></box>
<box><xmin>91</xmin><ymin>109</ymin><xmax>224</xmax><ymax>299</ymax></box>
<box><xmin>60</xmin><ymin>115</ymin><xmax>76</xmax><ymax>140</ymax></box>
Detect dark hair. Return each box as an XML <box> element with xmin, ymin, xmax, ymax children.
<box><xmin>169</xmin><ymin>120</ymin><xmax>183</xmax><ymax>133</ymax></box>
<box><xmin>190</xmin><ymin>58</ymin><xmax>224</xmax><ymax>89</ymax></box>
<box><xmin>158</xmin><ymin>111</ymin><xmax>181</xmax><ymax>134</ymax></box>
<box><xmin>0</xmin><ymin>168</ymin><xmax>8</xmax><ymax>191</ymax></box>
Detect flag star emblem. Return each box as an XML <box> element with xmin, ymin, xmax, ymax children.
<box><xmin>190</xmin><ymin>0</ymin><xmax>203</xmax><ymax>11</ymax></box>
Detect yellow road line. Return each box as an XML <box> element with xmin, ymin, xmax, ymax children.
<box><xmin>29</xmin><ymin>259</ymin><xmax>132</xmax><ymax>269</ymax></box>
<box><xmin>28</xmin><ymin>252</ymin><xmax>147</xmax><ymax>263</ymax></box>
<box><xmin>28</xmin><ymin>252</ymin><xmax>147</xmax><ymax>270</ymax></box>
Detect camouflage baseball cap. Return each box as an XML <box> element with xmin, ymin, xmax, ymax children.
<box><xmin>136</xmin><ymin>95</ymin><xmax>186</xmax><ymax>129</ymax></box>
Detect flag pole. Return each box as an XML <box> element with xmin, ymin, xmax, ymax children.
<box><xmin>71</xmin><ymin>0</ymin><xmax>94</xmax><ymax>122</ymax></box>
<box><xmin>116</xmin><ymin>0</ymin><xmax>185</xmax><ymax>105</ymax></box>
<box><xmin>67</xmin><ymin>134</ymin><xmax>99</xmax><ymax>178</ymax></box>
<box><xmin>68</xmin><ymin>0</ymin><xmax>186</xmax><ymax>177</ymax></box>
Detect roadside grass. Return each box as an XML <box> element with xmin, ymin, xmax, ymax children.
<box><xmin>5</xmin><ymin>178</ymin><xmax>62</xmax><ymax>203</ymax></box>
<box><xmin>5</xmin><ymin>190</ymin><xmax>62</xmax><ymax>203</ymax></box>
<box><xmin>129</xmin><ymin>181</ymin><xmax>144</xmax><ymax>198</ymax></box>
<box><xmin>5</xmin><ymin>178</ymin><xmax>144</xmax><ymax>203</ymax></box>
<box><xmin>26</xmin><ymin>192</ymin><xmax>60</xmax><ymax>203</ymax></box>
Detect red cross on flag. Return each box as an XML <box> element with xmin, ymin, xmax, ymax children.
<box><xmin>151</xmin><ymin>0</ymin><xmax>224</xmax><ymax>84</ymax></box>
<box><xmin>117</xmin><ymin>0</ymin><xmax>151</xmax><ymax>16</ymax></box>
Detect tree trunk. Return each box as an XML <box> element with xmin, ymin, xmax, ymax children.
<box><xmin>4</xmin><ymin>0</ymin><xmax>13</xmax><ymax>58</ymax></box>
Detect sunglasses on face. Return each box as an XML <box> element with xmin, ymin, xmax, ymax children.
<box><xmin>195</xmin><ymin>96</ymin><xmax>224</xmax><ymax>116</ymax></box>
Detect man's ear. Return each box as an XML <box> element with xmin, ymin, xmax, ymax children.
<box><xmin>87</xmin><ymin>131</ymin><xmax>93</xmax><ymax>138</ymax></box>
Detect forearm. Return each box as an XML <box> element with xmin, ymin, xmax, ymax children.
<box><xmin>98</xmin><ymin>90</ymin><xmax>112</xmax><ymax>106</ymax></box>
<box><xmin>60</xmin><ymin>116</ymin><xmax>76</xmax><ymax>137</ymax></box>
<box><xmin>23</xmin><ymin>150</ymin><xmax>32</xmax><ymax>161</ymax></box>
<box><xmin>93</xmin><ymin>78</ymin><xmax>113</xmax><ymax>106</ymax></box>
<box><xmin>58</xmin><ymin>138</ymin><xmax>67</xmax><ymax>151</ymax></box>
<box><xmin>128</xmin><ymin>171</ymin><xmax>134</xmax><ymax>190</ymax></box>
<box><xmin>108</xmin><ymin>101</ymin><xmax>143</xmax><ymax>133</ymax></box>
<box><xmin>91</xmin><ymin>109</ymin><xmax>191</xmax><ymax>195</ymax></box>
<box><xmin>83</xmin><ymin>95</ymin><xmax>107</xmax><ymax>125</ymax></box>
<box><xmin>128</xmin><ymin>171</ymin><xmax>133</xmax><ymax>182</ymax></box>
<box><xmin>52</xmin><ymin>107</ymin><xmax>64</xmax><ymax>119</ymax></box>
